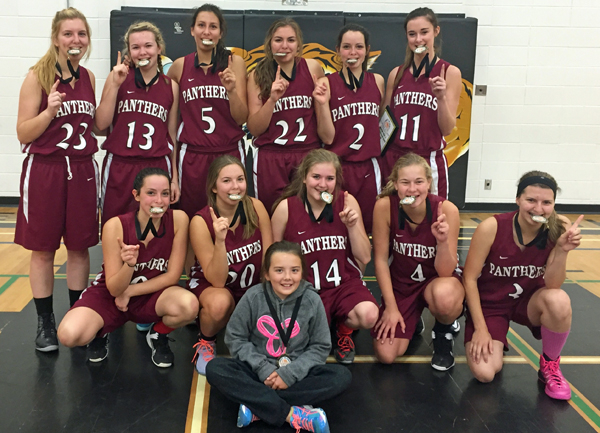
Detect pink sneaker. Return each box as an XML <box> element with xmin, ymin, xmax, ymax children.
<box><xmin>538</xmin><ymin>355</ymin><xmax>571</xmax><ymax>400</ymax></box>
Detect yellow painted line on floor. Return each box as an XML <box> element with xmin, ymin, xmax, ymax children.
<box><xmin>508</xmin><ymin>328</ymin><xmax>600</xmax><ymax>432</ymax></box>
<box><xmin>327</xmin><ymin>355</ymin><xmax>529</xmax><ymax>364</ymax></box>
<box><xmin>186</xmin><ymin>373</ymin><xmax>210</xmax><ymax>433</ymax></box>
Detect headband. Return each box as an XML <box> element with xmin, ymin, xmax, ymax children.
<box><xmin>517</xmin><ymin>175</ymin><xmax>557</xmax><ymax>198</ymax></box>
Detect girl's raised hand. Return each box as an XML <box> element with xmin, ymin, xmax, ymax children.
<box><xmin>312</xmin><ymin>74</ymin><xmax>329</xmax><ymax>105</ymax></box>
<box><xmin>112</xmin><ymin>51</ymin><xmax>129</xmax><ymax>86</ymax></box>
<box><xmin>218</xmin><ymin>55</ymin><xmax>237</xmax><ymax>93</ymax></box>
<box><xmin>269</xmin><ymin>65</ymin><xmax>289</xmax><ymax>102</ymax></box>
<box><xmin>210</xmin><ymin>207</ymin><xmax>229</xmax><ymax>243</ymax></box>
<box><xmin>46</xmin><ymin>80</ymin><xmax>66</xmax><ymax>118</ymax></box>
<box><xmin>117</xmin><ymin>237</ymin><xmax>139</xmax><ymax>268</ymax></box>
<box><xmin>429</xmin><ymin>63</ymin><xmax>447</xmax><ymax>100</ymax></box>
<box><xmin>339</xmin><ymin>191</ymin><xmax>359</xmax><ymax>228</ymax></box>
<box><xmin>431</xmin><ymin>203</ymin><xmax>449</xmax><ymax>243</ymax></box>
<box><xmin>557</xmin><ymin>214</ymin><xmax>584</xmax><ymax>252</ymax></box>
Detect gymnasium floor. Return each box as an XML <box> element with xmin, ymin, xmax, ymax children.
<box><xmin>1</xmin><ymin>208</ymin><xmax>599</xmax><ymax>433</ymax></box>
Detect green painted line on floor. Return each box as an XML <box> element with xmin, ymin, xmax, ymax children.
<box><xmin>507</xmin><ymin>329</ymin><xmax>600</xmax><ymax>431</ymax></box>
<box><xmin>0</xmin><ymin>276</ymin><xmax>19</xmax><ymax>296</ymax></box>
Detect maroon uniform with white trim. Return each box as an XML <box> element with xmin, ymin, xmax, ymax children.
<box><xmin>188</xmin><ymin>204</ymin><xmax>264</xmax><ymax>303</ymax></box>
<box><xmin>73</xmin><ymin>209</ymin><xmax>176</xmax><ymax>335</ymax></box>
<box><xmin>372</xmin><ymin>193</ymin><xmax>448</xmax><ymax>338</ymax></box>
<box><xmin>283</xmin><ymin>193</ymin><xmax>376</xmax><ymax>323</ymax></box>
<box><xmin>100</xmin><ymin>70</ymin><xmax>174</xmax><ymax>225</ymax></box>
<box><xmin>22</xmin><ymin>68</ymin><xmax>97</xmax><ymax>157</ymax></box>
<box><xmin>177</xmin><ymin>53</ymin><xmax>245</xmax><ymax>217</ymax></box>
<box><xmin>382</xmin><ymin>60</ymin><xmax>451</xmax><ymax>198</ymax></box>
<box><xmin>327</xmin><ymin>71</ymin><xmax>382</xmax><ymax>233</ymax></box>
<box><xmin>464</xmin><ymin>211</ymin><xmax>553</xmax><ymax>348</ymax></box>
<box><xmin>254</xmin><ymin>58</ymin><xmax>321</xmax><ymax>214</ymax></box>
<box><xmin>15</xmin><ymin>67</ymin><xmax>99</xmax><ymax>251</ymax></box>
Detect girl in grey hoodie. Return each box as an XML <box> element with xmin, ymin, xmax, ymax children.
<box><xmin>206</xmin><ymin>241</ymin><xmax>352</xmax><ymax>432</ymax></box>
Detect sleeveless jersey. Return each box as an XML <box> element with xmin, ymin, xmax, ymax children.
<box><xmin>23</xmin><ymin>67</ymin><xmax>97</xmax><ymax>157</ymax></box>
<box><xmin>189</xmin><ymin>204</ymin><xmax>263</xmax><ymax>294</ymax></box>
<box><xmin>477</xmin><ymin>211</ymin><xmax>553</xmax><ymax>311</ymax></box>
<box><xmin>389</xmin><ymin>193</ymin><xmax>444</xmax><ymax>294</ymax></box>
<box><xmin>177</xmin><ymin>53</ymin><xmax>244</xmax><ymax>148</ymax></box>
<box><xmin>389</xmin><ymin>59</ymin><xmax>450</xmax><ymax>155</ymax></box>
<box><xmin>254</xmin><ymin>58</ymin><xmax>320</xmax><ymax>151</ymax></box>
<box><xmin>90</xmin><ymin>209</ymin><xmax>175</xmax><ymax>289</ymax></box>
<box><xmin>327</xmin><ymin>71</ymin><xmax>381</xmax><ymax>161</ymax></box>
<box><xmin>102</xmin><ymin>69</ymin><xmax>173</xmax><ymax>158</ymax></box>
<box><xmin>284</xmin><ymin>193</ymin><xmax>362</xmax><ymax>291</ymax></box>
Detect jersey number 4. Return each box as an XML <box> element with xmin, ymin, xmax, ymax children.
<box><xmin>310</xmin><ymin>259</ymin><xmax>341</xmax><ymax>291</ymax></box>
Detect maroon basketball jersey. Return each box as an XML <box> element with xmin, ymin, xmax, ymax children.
<box><xmin>189</xmin><ymin>204</ymin><xmax>264</xmax><ymax>297</ymax></box>
<box><xmin>389</xmin><ymin>60</ymin><xmax>450</xmax><ymax>155</ymax></box>
<box><xmin>177</xmin><ymin>53</ymin><xmax>244</xmax><ymax>148</ymax></box>
<box><xmin>90</xmin><ymin>209</ymin><xmax>175</xmax><ymax>289</ymax></box>
<box><xmin>327</xmin><ymin>71</ymin><xmax>381</xmax><ymax>161</ymax></box>
<box><xmin>477</xmin><ymin>211</ymin><xmax>553</xmax><ymax>311</ymax></box>
<box><xmin>283</xmin><ymin>193</ymin><xmax>362</xmax><ymax>291</ymax></box>
<box><xmin>23</xmin><ymin>67</ymin><xmax>97</xmax><ymax>157</ymax></box>
<box><xmin>388</xmin><ymin>193</ymin><xmax>444</xmax><ymax>295</ymax></box>
<box><xmin>102</xmin><ymin>69</ymin><xmax>173</xmax><ymax>158</ymax></box>
<box><xmin>253</xmin><ymin>58</ymin><xmax>320</xmax><ymax>151</ymax></box>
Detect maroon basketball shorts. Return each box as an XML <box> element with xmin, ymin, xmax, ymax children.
<box><xmin>253</xmin><ymin>145</ymin><xmax>316</xmax><ymax>215</ymax></box>
<box><xmin>100</xmin><ymin>153</ymin><xmax>172</xmax><ymax>228</ymax></box>
<box><xmin>178</xmin><ymin>141</ymin><xmax>245</xmax><ymax>218</ymax></box>
<box><xmin>319</xmin><ymin>278</ymin><xmax>378</xmax><ymax>325</ymax></box>
<box><xmin>341</xmin><ymin>158</ymin><xmax>382</xmax><ymax>234</ymax></box>
<box><xmin>464</xmin><ymin>295</ymin><xmax>541</xmax><ymax>351</ymax></box>
<box><xmin>15</xmin><ymin>154</ymin><xmax>99</xmax><ymax>251</ymax></box>
<box><xmin>73</xmin><ymin>283</ymin><xmax>165</xmax><ymax>336</ymax></box>
<box><xmin>381</xmin><ymin>148</ymin><xmax>449</xmax><ymax>199</ymax></box>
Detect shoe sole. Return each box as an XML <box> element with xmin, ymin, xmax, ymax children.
<box><xmin>88</xmin><ymin>353</ymin><xmax>108</xmax><ymax>363</ymax></box>
<box><xmin>146</xmin><ymin>332</ymin><xmax>173</xmax><ymax>368</ymax></box>
<box><xmin>431</xmin><ymin>361</ymin><xmax>455</xmax><ymax>371</ymax></box>
<box><xmin>36</xmin><ymin>344</ymin><xmax>59</xmax><ymax>352</ymax></box>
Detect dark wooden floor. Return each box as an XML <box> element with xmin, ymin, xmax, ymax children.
<box><xmin>1</xmin><ymin>211</ymin><xmax>599</xmax><ymax>433</ymax></box>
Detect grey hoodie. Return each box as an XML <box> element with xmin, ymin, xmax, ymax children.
<box><xmin>225</xmin><ymin>280</ymin><xmax>331</xmax><ymax>387</ymax></box>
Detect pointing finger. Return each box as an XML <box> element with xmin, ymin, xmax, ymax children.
<box><xmin>276</xmin><ymin>65</ymin><xmax>281</xmax><ymax>81</ymax></box>
<box><xmin>571</xmin><ymin>214</ymin><xmax>585</xmax><ymax>231</ymax></box>
<box><xmin>228</xmin><ymin>55</ymin><xmax>232</xmax><ymax>68</ymax></box>
<box><xmin>438</xmin><ymin>202</ymin><xmax>443</xmax><ymax>219</ymax></box>
<box><xmin>117</xmin><ymin>237</ymin><xmax>125</xmax><ymax>249</ymax></box>
<box><xmin>117</xmin><ymin>51</ymin><xmax>122</xmax><ymax>65</ymax></box>
<box><xmin>209</xmin><ymin>207</ymin><xmax>218</xmax><ymax>222</ymax></box>
<box><xmin>440</xmin><ymin>63</ymin><xmax>446</xmax><ymax>80</ymax></box>
<box><xmin>51</xmin><ymin>79</ymin><xmax>60</xmax><ymax>93</ymax></box>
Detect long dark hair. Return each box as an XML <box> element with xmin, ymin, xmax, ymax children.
<box><xmin>272</xmin><ymin>149</ymin><xmax>344</xmax><ymax>213</ymax></box>
<box><xmin>191</xmin><ymin>4</ymin><xmax>231</xmax><ymax>72</ymax></box>
<box><xmin>393</xmin><ymin>7</ymin><xmax>441</xmax><ymax>88</ymax></box>
<box><xmin>253</xmin><ymin>18</ymin><xmax>304</xmax><ymax>100</ymax></box>
<box><xmin>516</xmin><ymin>171</ymin><xmax>564</xmax><ymax>244</ymax></box>
<box><xmin>336</xmin><ymin>23</ymin><xmax>371</xmax><ymax>72</ymax></box>
<box><xmin>205</xmin><ymin>155</ymin><xmax>259</xmax><ymax>240</ymax></box>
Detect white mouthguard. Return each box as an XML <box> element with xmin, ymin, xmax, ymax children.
<box><xmin>228</xmin><ymin>194</ymin><xmax>242</xmax><ymax>201</ymax></box>
<box><xmin>320</xmin><ymin>191</ymin><xmax>333</xmax><ymax>204</ymax></box>
<box><xmin>150</xmin><ymin>207</ymin><xmax>164</xmax><ymax>214</ymax></box>
<box><xmin>137</xmin><ymin>59</ymin><xmax>150</xmax><ymax>67</ymax></box>
<box><xmin>531</xmin><ymin>215</ymin><xmax>548</xmax><ymax>224</ymax></box>
<box><xmin>346</xmin><ymin>59</ymin><xmax>358</xmax><ymax>64</ymax></box>
<box><xmin>67</xmin><ymin>49</ymin><xmax>81</xmax><ymax>56</ymax></box>
<box><xmin>415</xmin><ymin>46</ymin><xmax>427</xmax><ymax>54</ymax></box>
<box><xmin>273</xmin><ymin>52</ymin><xmax>287</xmax><ymax>57</ymax></box>
<box><xmin>400</xmin><ymin>196</ymin><xmax>416</xmax><ymax>205</ymax></box>
<box><xmin>202</xmin><ymin>39</ymin><xmax>214</xmax><ymax>46</ymax></box>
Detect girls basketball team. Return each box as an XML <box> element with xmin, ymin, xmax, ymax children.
<box><xmin>15</xmin><ymin>4</ymin><xmax>583</xmax><ymax>432</ymax></box>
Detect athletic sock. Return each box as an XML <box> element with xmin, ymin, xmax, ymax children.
<box><xmin>153</xmin><ymin>321</ymin><xmax>174</xmax><ymax>335</ymax></box>
<box><xmin>433</xmin><ymin>319</ymin><xmax>452</xmax><ymax>334</ymax></box>
<box><xmin>337</xmin><ymin>322</ymin><xmax>354</xmax><ymax>335</ymax></box>
<box><xmin>68</xmin><ymin>289</ymin><xmax>83</xmax><ymax>307</ymax></box>
<box><xmin>199</xmin><ymin>332</ymin><xmax>216</xmax><ymax>342</ymax></box>
<box><xmin>541</xmin><ymin>326</ymin><xmax>570</xmax><ymax>361</ymax></box>
<box><xmin>34</xmin><ymin>295</ymin><xmax>53</xmax><ymax>316</ymax></box>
